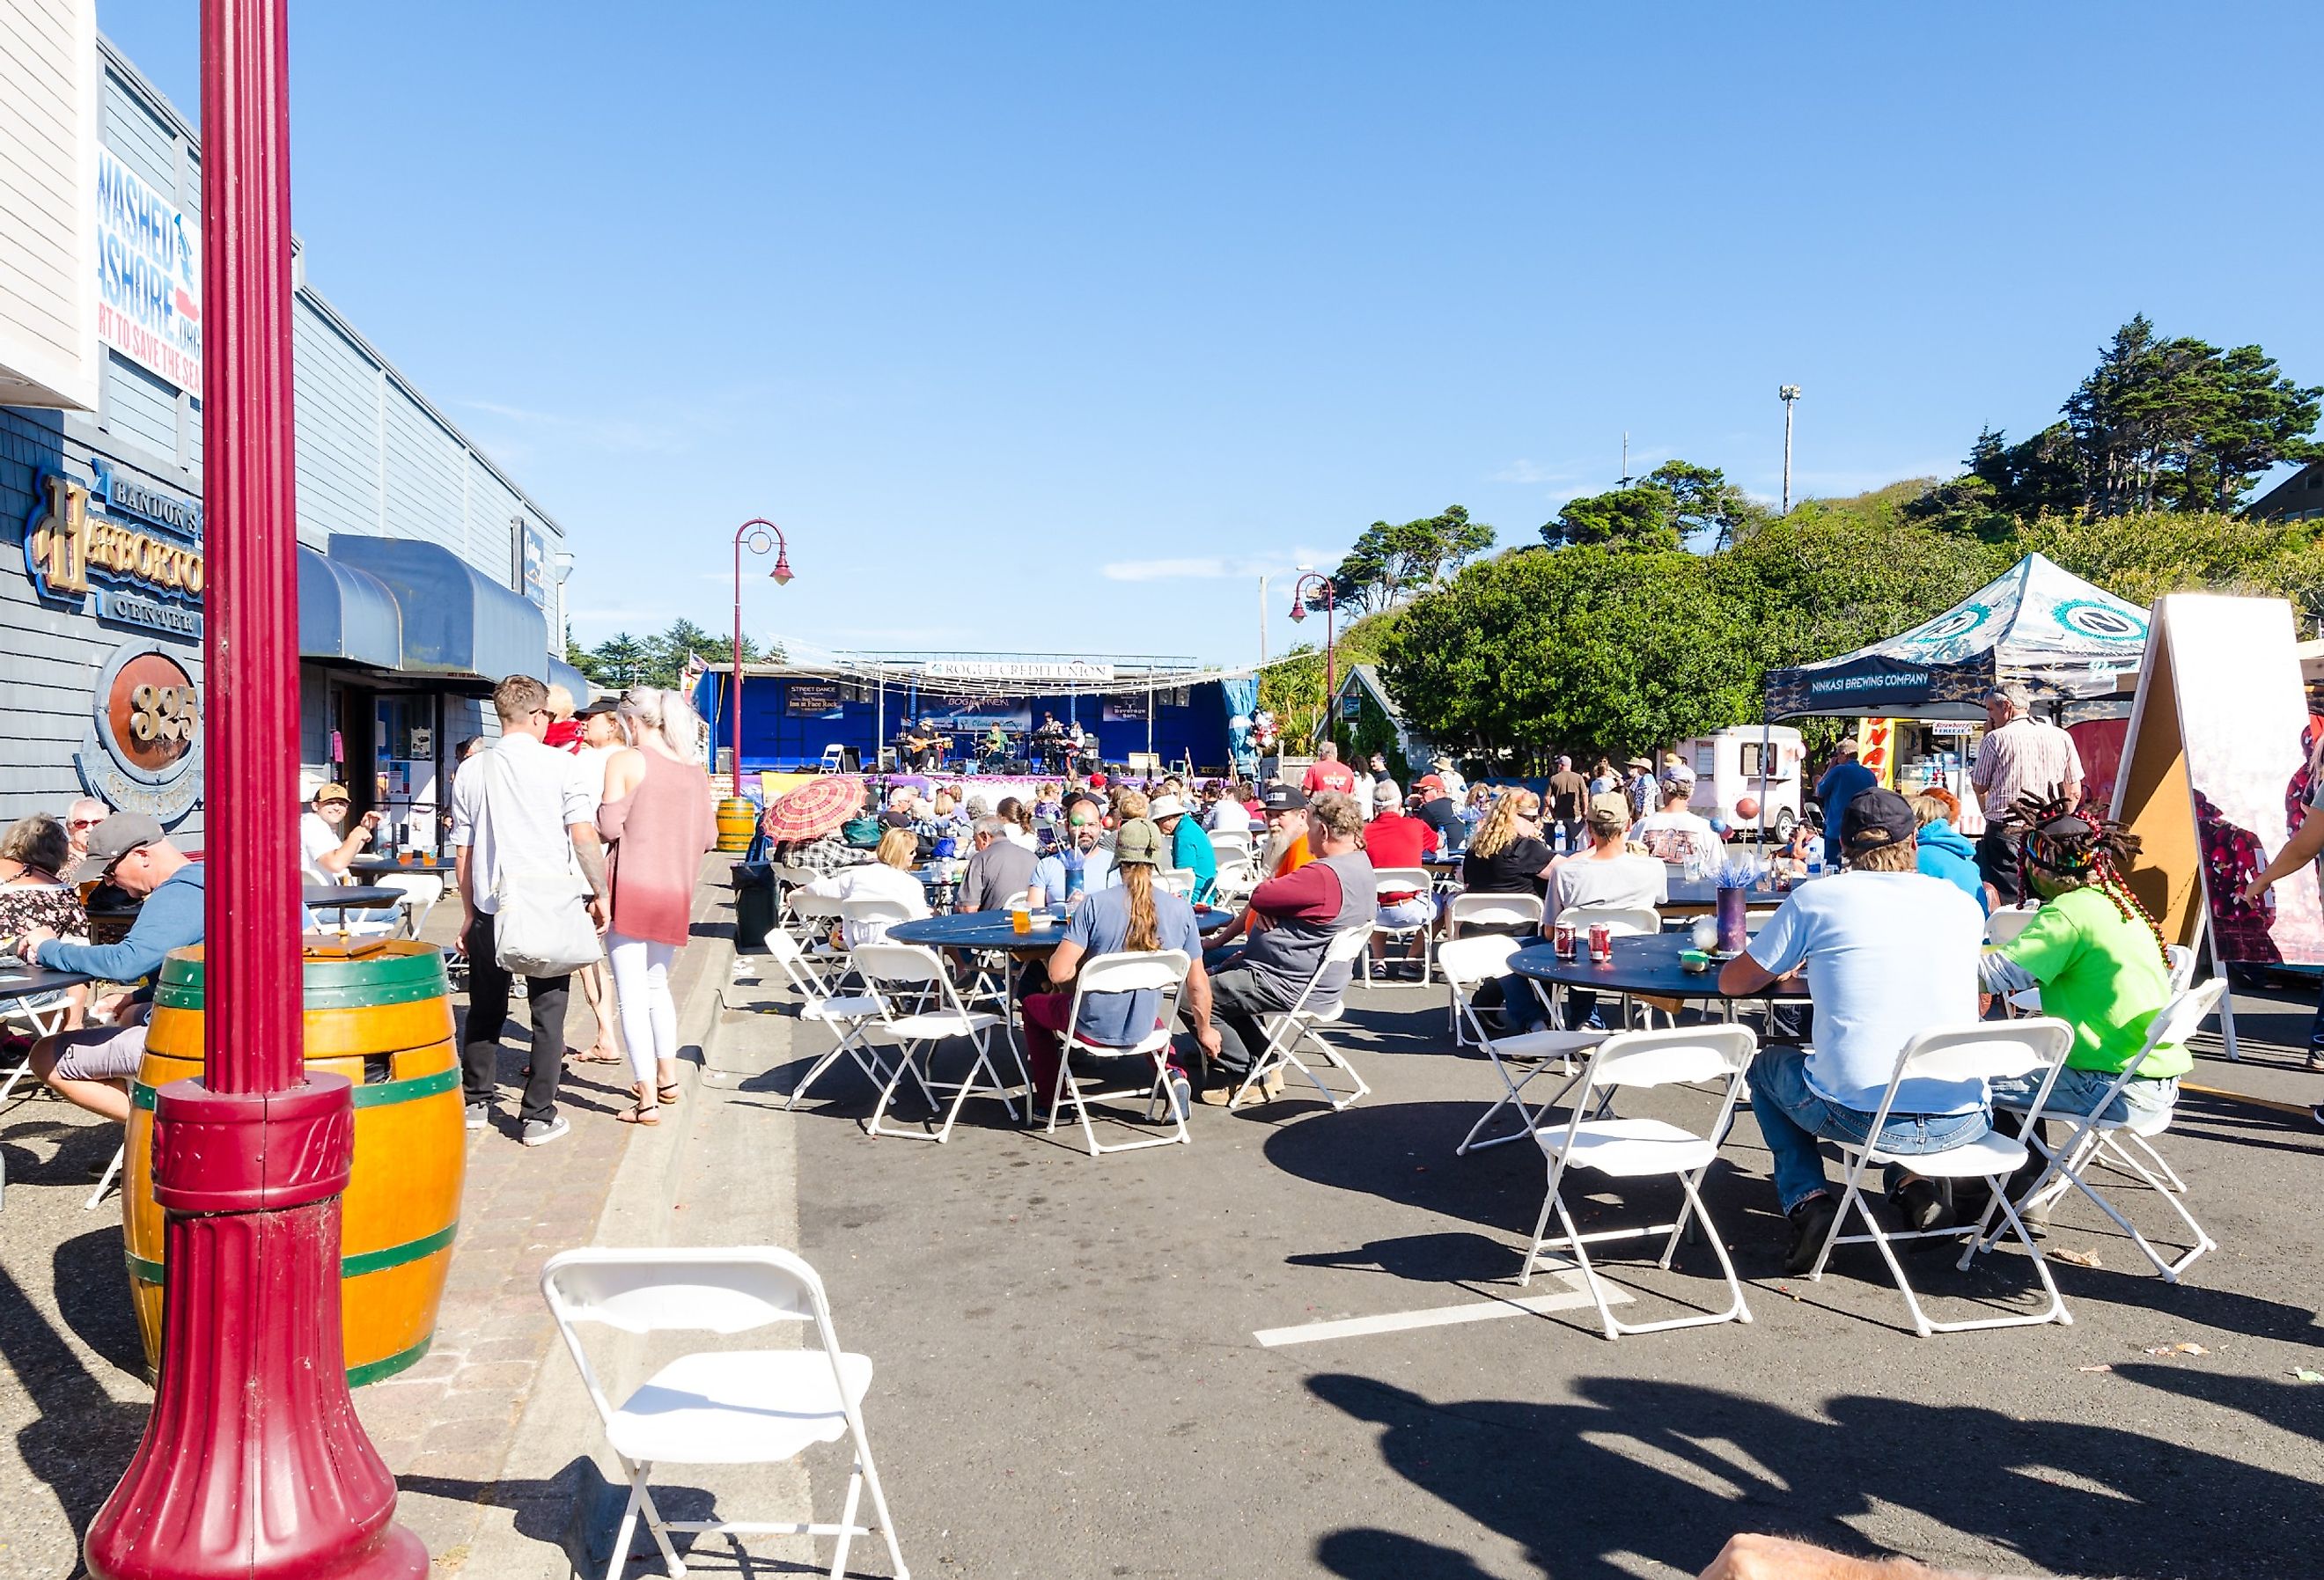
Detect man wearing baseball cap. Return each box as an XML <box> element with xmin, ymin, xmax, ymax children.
<box><xmin>1412</xmin><ymin>774</ymin><xmax>1463</xmax><ymax>852</ymax></box>
<box><xmin>21</xmin><ymin>815</ymin><xmax>206</xmax><ymax>1122</ymax></box>
<box><xmin>301</xmin><ymin>781</ymin><xmax>383</xmax><ymax>886</ymax></box>
<box><xmin>1718</xmin><ymin>787</ymin><xmax>1989</xmax><ymax>1272</ymax></box>
<box><xmin>1257</xmin><ymin>783</ymin><xmax>1313</xmax><ymax>879</ymax></box>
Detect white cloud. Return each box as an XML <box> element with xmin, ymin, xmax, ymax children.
<box><xmin>1100</xmin><ymin>548</ymin><xmax>1327</xmax><ymax>583</ymax></box>
<box><xmin>455</xmin><ymin>398</ymin><xmax>700</xmax><ymax>458</ymax></box>
<box><xmin>1491</xmin><ymin>459</ymin><xmax>1572</xmax><ymax>486</ymax></box>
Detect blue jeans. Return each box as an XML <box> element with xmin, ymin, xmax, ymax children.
<box><xmin>1989</xmin><ymin>1067</ymin><xmax>2178</xmax><ymax>1128</ymax></box>
<box><xmin>1746</xmin><ymin>1044</ymin><xmax>1990</xmax><ymax>1213</ymax></box>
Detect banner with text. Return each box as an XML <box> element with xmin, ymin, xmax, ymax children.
<box><xmin>95</xmin><ymin>148</ymin><xmax>202</xmax><ymax>397</ymax></box>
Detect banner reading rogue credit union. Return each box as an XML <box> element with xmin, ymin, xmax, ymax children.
<box><xmin>95</xmin><ymin>147</ymin><xmax>202</xmax><ymax>397</ymax></box>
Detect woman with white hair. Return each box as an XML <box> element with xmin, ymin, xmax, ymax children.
<box><xmin>595</xmin><ymin>687</ymin><xmax>720</xmax><ymax>1125</ymax></box>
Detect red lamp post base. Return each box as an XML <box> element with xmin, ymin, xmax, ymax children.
<box><xmin>85</xmin><ymin>1075</ymin><xmax>426</xmax><ymax>1580</ymax></box>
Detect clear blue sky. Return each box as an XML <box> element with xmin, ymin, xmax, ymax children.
<box><xmin>98</xmin><ymin>2</ymin><xmax>2324</xmax><ymax>668</ymax></box>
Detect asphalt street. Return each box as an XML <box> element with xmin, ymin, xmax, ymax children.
<box><xmin>774</xmin><ymin>974</ymin><xmax>2324</xmax><ymax>1580</ymax></box>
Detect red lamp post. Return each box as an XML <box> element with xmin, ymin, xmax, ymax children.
<box><xmin>1288</xmin><ymin>572</ymin><xmax>1336</xmax><ymax>753</ymax></box>
<box><xmin>731</xmin><ymin>518</ymin><xmax>794</xmax><ymax>797</ymax></box>
<box><xmin>83</xmin><ymin>4</ymin><xmax>424</xmax><ymax>1576</ymax></box>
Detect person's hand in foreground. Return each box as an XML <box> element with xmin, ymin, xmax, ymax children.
<box><xmin>1700</xmin><ymin>1532</ymin><xmax>2041</xmax><ymax>1580</ymax></box>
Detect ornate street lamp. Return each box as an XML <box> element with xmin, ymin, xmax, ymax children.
<box><xmin>85</xmin><ymin>3</ymin><xmax>424</xmax><ymax>1576</ymax></box>
<box><xmin>1288</xmin><ymin>571</ymin><xmax>1336</xmax><ymax>752</ymax></box>
<box><xmin>732</xmin><ymin>518</ymin><xmax>793</xmax><ymax>797</ymax></box>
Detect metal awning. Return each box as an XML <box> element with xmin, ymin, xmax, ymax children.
<box><xmin>327</xmin><ymin>533</ymin><xmax>548</xmax><ymax>684</ymax></box>
<box><xmin>547</xmin><ymin>655</ymin><xmax>593</xmax><ymax>701</ymax></box>
<box><xmin>297</xmin><ymin>545</ymin><xmax>403</xmax><ymax>669</ymax></box>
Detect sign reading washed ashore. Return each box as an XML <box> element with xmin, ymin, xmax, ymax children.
<box><xmin>95</xmin><ymin>147</ymin><xmax>204</xmax><ymax>396</ymax></box>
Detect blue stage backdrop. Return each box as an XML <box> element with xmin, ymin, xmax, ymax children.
<box><xmin>695</xmin><ymin>669</ymin><xmax>1233</xmax><ymax>775</ymax></box>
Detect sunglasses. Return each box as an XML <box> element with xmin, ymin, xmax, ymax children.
<box><xmin>69</xmin><ymin>818</ymin><xmax>104</xmax><ymax>831</ymax></box>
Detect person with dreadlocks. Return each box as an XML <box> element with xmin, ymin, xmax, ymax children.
<box><xmin>1979</xmin><ymin>787</ymin><xmax>2187</xmax><ymax>1143</ymax></box>
<box><xmin>1023</xmin><ymin>817</ymin><xmax>1216</xmax><ymax>1123</ymax></box>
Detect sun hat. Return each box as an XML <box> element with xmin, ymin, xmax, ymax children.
<box><xmin>759</xmin><ymin>776</ymin><xmax>865</xmax><ymax>843</ymax></box>
<box><xmin>1626</xmin><ymin>755</ymin><xmax>1652</xmax><ymax>771</ymax></box>
<box><xmin>1113</xmin><ymin>818</ymin><xmax>1166</xmax><ymax>867</ymax></box>
<box><xmin>1146</xmin><ymin>795</ymin><xmax>1188</xmax><ymax>821</ymax></box>
<box><xmin>1840</xmin><ymin>787</ymin><xmax>1916</xmax><ymax>855</ymax></box>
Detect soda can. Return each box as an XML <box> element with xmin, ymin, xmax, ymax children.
<box><xmin>1587</xmin><ymin>922</ymin><xmax>1613</xmax><ymax>962</ymax></box>
<box><xmin>1552</xmin><ymin>921</ymin><xmax>1576</xmax><ymax>959</ymax></box>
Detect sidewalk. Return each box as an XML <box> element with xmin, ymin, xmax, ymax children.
<box><xmin>363</xmin><ymin>852</ymin><xmax>769</xmax><ymax>1569</ymax></box>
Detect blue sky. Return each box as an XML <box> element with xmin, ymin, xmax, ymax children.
<box><xmin>99</xmin><ymin>2</ymin><xmax>2324</xmax><ymax>668</ymax></box>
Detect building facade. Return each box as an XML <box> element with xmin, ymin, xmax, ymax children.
<box><xmin>0</xmin><ymin>23</ymin><xmax>584</xmax><ymax>846</ymax></box>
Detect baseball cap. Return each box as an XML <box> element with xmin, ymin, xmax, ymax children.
<box><xmin>85</xmin><ymin>812</ymin><xmax>165</xmax><ymax>872</ymax></box>
<box><xmin>1260</xmin><ymin>783</ymin><xmax>1308</xmax><ymax>812</ymax></box>
<box><xmin>312</xmin><ymin>783</ymin><xmax>350</xmax><ymax>805</ymax></box>
<box><xmin>1416</xmin><ymin>774</ymin><xmax>1445</xmax><ymax>794</ymax></box>
<box><xmin>577</xmin><ymin>695</ymin><xmax>620</xmax><ymax>717</ymax></box>
<box><xmin>1841</xmin><ymin>787</ymin><xmax>1916</xmax><ymax>855</ymax></box>
<box><xmin>1585</xmin><ymin>792</ymin><xmax>1631</xmax><ymax>831</ymax></box>
<box><xmin>1113</xmin><ymin>817</ymin><xmax>1166</xmax><ymax>867</ymax></box>
<box><xmin>1146</xmin><ymin>795</ymin><xmax>1188</xmax><ymax>821</ymax></box>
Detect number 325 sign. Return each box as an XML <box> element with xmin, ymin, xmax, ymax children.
<box><xmin>78</xmin><ymin>642</ymin><xmax>203</xmax><ymax>822</ymax></box>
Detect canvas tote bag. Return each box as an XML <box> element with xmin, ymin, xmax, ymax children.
<box><xmin>482</xmin><ymin>747</ymin><xmax>601</xmax><ymax>976</ymax></box>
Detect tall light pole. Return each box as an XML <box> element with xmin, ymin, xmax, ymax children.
<box><xmin>1779</xmin><ymin>385</ymin><xmax>1802</xmax><ymax>514</ymax></box>
<box><xmin>85</xmin><ymin>2</ymin><xmax>425</xmax><ymax>1576</ymax></box>
<box><xmin>1257</xmin><ymin>572</ymin><xmax>1269</xmax><ymax>672</ymax></box>
<box><xmin>731</xmin><ymin>518</ymin><xmax>794</xmax><ymax>797</ymax></box>
<box><xmin>1288</xmin><ymin>570</ymin><xmax>1335</xmax><ymax>752</ymax></box>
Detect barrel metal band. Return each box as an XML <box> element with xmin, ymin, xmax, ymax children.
<box><xmin>129</xmin><ymin>1064</ymin><xmax>458</xmax><ymax>1112</ymax></box>
<box><xmin>124</xmin><ymin>1218</ymin><xmax>458</xmax><ymax>1286</ymax></box>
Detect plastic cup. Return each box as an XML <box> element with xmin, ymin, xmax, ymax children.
<box><xmin>1010</xmin><ymin>905</ymin><xmax>1031</xmax><ymax>935</ymax></box>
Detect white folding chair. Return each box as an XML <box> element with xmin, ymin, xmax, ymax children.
<box><xmin>1520</xmin><ymin>1023</ymin><xmax>1759</xmax><ymax>1341</ymax></box>
<box><xmin>1211</xmin><ymin>857</ymin><xmax>1259</xmax><ymax>903</ymax></box>
<box><xmin>1439</xmin><ymin>935</ymin><xmax>1607</xmax><ymax>1153</ymax></box>
<box><xmin>1157</xmin><ymin>869</ymin><xmax>1197</xmax><ymax>899</ymax></box>
<box><xmin>2164</xmin><ymin>944</ymin><xmax>2197</xmax><ymax>993</ymax></box>
<box><xmin>787</xmin><ymin>892</ymin><xmax>848</xmax><ymax>967</ymax></box>
<box><xmin>1209</xmin><ymin>829</ymin><xmax>1253</xmax><ymax>863</ymax></box>
<box><xmin>838</xmin><ymin>895</ymin><xmax>918</xmax><ymax>949</ymax></box>
<box><xmin>1984</xmin><ymin>906</ymin><xmax>2039</xmax><ymax>945</ymax></box>
<box><xmin>374</xmin><ymin>873</ymin><xmax>443</xmax><ymax>938</ymax></box>
<box><xmin>541</xmin><ymin>1246</ymin><xmax>908</xmax><ymax>1580</ymax></box>
<box><xmin>1444</xmin><ymin>893</ymin><xmax>1544</xmax><ymax>1046</ymax></box>
<box><xmin>1555</xmin><ymin>904</ymin><xmax>1665</xmax><ymax>1028</ymax></box>
<box><xmin>817</xmin><ymin>744</ymin><xmax>848</xmax><ymax>774</ymax></box>
<box><xmin>766</xmin><ymin>930</ymin><xmax>928</xmax><ymax>1117</ymax></box>
<box><xmin>1804</xmin><ymin>1018</ymin><xmax>2076</xmax><ymax>1337</ymax></box>
<box><xmin>1225</xmin><ymin>925</ymin><xmax>1376</xmax><ymax>1112</ymax></box>
<box><xmin>0</xmin><ymin>989</ymin><xmax>80</xmax><ymax>1106</ymax></box>
<box><xmin>852</xmin><ymin>943</ymin><xmax>1013</xmax><ymax>1142</ymax></box>
<box><xmin>1044</xmin><ymin>949</ymin><xmax>1194</xmax><ymax>1157</ymax></box>
<box><xmin>1360</xmin><ymin>868</ymin><xmax>1434</xmax><ymax>986</ymax></box>
<box><xmin>1967</xmin><ymin>979</ymin><xmax>2226</xmax><ymax>1283</ymax></box>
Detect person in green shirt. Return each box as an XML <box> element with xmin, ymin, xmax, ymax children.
<box><xmin>1976</xmin><ymin>791</ymin><xmax>2185</xmax><ymax>1132</ymax></box>
<box><xmin>1148</xmin><ymin>794</ymin><xmax>1217</xmax><ymax>904</ymax></box>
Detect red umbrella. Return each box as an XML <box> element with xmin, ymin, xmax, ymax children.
<box><xmin>760</xmin><ymin>776</ymin><xmax>866</xmax><ymax>842</ymax></box>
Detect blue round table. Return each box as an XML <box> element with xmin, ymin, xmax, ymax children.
<box><xmin>889</xmin><ymin>906</ymin><xmax>1234</xmax><ymax>952</ymax></box>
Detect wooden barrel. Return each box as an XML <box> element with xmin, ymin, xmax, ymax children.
<box><xmin>124</xmin><ymin>941</ymin><xmax>465</xmax><ymax>1386</ymax></box>
<box><xmin>716</xmin><ymin>795</ymin><xmax>757</xmax><ymax>852</ymax></box>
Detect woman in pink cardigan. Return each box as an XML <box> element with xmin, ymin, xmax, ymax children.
<box><xmin>596</xmin><ymin>687</ymin><xmax>720</xmax><ymax>1125</ymax></box>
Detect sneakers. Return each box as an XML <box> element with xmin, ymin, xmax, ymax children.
<box><xmin>1891</xmin><ymin>1177</ymin><xmax>1954</xmax><ymax>1234</ymax></box>
<box><xmin>1149</xmin><ymin>1065</ymin><xmax>1192</xmax><ymax>1123</ymax></box>
<box><xmin>465</xmin><ymin>1102</ymin><xmax>489</xmax><ymax>1131</ymax></box>
<box><xmin>1783</xmin><ymin>1194</ymin><xmax>1840</xmax><ymax>1275</ymax></box>
<box><xmin>521</xmin><ymin>1114</ymin><xmax>571</xmax><ymax>1148</ymax></box>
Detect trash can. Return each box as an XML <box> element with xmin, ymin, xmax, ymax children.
<box><xmin>732</xmin><ymin>861</ymin><xmax>776</xmax><ymax>952</ymax></box>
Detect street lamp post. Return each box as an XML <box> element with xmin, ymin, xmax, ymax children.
<box><xmin>1288</xmin><ymin>572</ymin><xmax>1335</xmax><ymax>753</ymax></box>
<box><xmin>1779</xmin><ymin>385</ymin><xmax>1802</xmax><ymax>514</ymax></box>
<box><xmin>731</xmin><ymin>518</ymin><xmax>794</xmax><ymax>797</ymax></box>
<box><xmin>84</xmin><ymin>3</ymin><xmax>425</xmax><ymax>1576</ymax></box>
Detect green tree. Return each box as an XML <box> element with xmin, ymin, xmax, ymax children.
<box><xmin>1651</xmin><ymin>460</ymin><xmax>1769</xmax><ymax>549</ymax></box>
<box><xmin>589</xmin><ymin>631</ymin><xmax>651</xmax><ymax>687</ymax></box>
<box><xmin>1540</xmin><ymin>460</ymin><xmax>1761</xmax><ymax>551</ymax></box>
<box><xmin>1322</xmin><ymin>506</ymin><xmax>1496</xmax><ymax>614</ymax></box>
<box><xmin>564</xmin><ymin>636</ymin><xmax>604</xmax><ymax>683</ymax></box>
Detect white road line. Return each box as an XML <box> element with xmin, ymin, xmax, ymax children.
<box><xmin>1253</xmin><ymin>1268</ymin><xmax>1629</xmax><ymax>1348</ymax></box>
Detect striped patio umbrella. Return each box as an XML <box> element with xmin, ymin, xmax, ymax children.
<box><xmin>760</xmin><ymin>775</ymin><xmax>867</xmax><ymax>842</ymax></box>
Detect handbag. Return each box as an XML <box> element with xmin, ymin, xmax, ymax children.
<box><xmin>480</xmin><ymin>747</ymin><xmax>602</xmax><ymax>976</ymax></box>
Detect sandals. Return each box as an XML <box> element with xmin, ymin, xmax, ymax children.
<box><xmin>657</xmin><ymin>1082</ymin><xmax>681</xmax><ymax>1106</ymax></box>
<box><xmin>616</xmin><ymin>1101</ymin><xmax>660</xmax><ymax>1127</ymax></box>
<box><xmin>571</xmin><ymin>1045</ymin><xmax>624</xmax><ymax>1066</ymax></box>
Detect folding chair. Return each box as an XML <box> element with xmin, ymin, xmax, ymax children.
<box><xmin>1984</xmin><ymin>906</ymin><xmax>2039</xmax><ymax>945</ymax></box>
<box><xmin>1439</xmin><ymin>935</ymin><xmax>1607</xmax><ymax>1154</ymax></box>
<box><xmin>786</xmin><ymin>892</ymin><xmax>848</xmax><ymax>972</ymax></box>
<box><xmin>1044</xmin><ymin>949</ymin><xmax>1194</xmax><ymax>1156</ymax></box>
<box><xmin>817</xmin><ymin>744</ymin><xmax>848</xmax><ymax>774</ymax></box>
<box><xmin>1967</xmin><ymin>978</ymin><xmax>2226</xmax><ymax>1282</ymax></box>
<box><xmin>374</xmin><ymin>873</ymin><xmax>443</xmax><ymax>938</ymax></box>
<box><xmin>1157</xmin><ymin>869</ymin><xmax>1197</xmax><ymax>899</ymax></box>
<box><xmin>1803</xmin><ymin>1018</ymin><xmax>2075</xmax><ymax>1337</ymax></box>
<box><xmin>768</xmin><ymin>931</ymin><xmax>925</xmax><ymax>1116</ymax></box>
<box><xmin>0</xmin><ymin>989</ymin><xmax>79</xmax><ymax>1106</ymax></box>
<box><xmin>851</xmin><ymin>943</ymin><xmax>1014</xmax><ymax>1142</ymax></box>
<box><xmin>1360</xmin><ymin>867</ymin><xmax>1434</xmax><ymax>986</ymax></box>
<box><xmin>541</xmin><ymin>1246</ymin><xmax>908</xmax><ymax>1580</ymax></box>
<box><xmin>1520</xmin><ymin>1023</ymin><xmax>1758</xmax><ymax>1340</ymax></box>
<box><xmin>1444</xmin><ymin>893</ymin><xmax>1544</xmax><ymax>1047</ymax></box>
<box><xmin>1209</xmin><ymin>829</ymin><xmax>1253</xmax><ymax>865</ymax></box>
<box><xmin>1225</xmin><ymin>925</ymin><xmax>1376</xmax><ymax>1112</ymax></box>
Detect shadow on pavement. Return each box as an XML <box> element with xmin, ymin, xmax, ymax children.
<box><xmin>1308</xmin><ymin>1371</ymin><xmax>2317</xmax><ymax>1580</ymax></box>
<box><xmin>0</xmin><ymin>1258</ymin><xmax>147</xmax><ymax>1549</ymax></box>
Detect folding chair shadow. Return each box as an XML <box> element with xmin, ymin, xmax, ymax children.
<box><xmin>541</xmin><ymin>1246</ymin><xmax>908</xmax><ymax>1580</ymax></box>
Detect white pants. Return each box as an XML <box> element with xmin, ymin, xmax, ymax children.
<box><xmin>607</xmin><ymin>932</ymin><xmax>679</xmax><ymax>1088</ymax></box>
